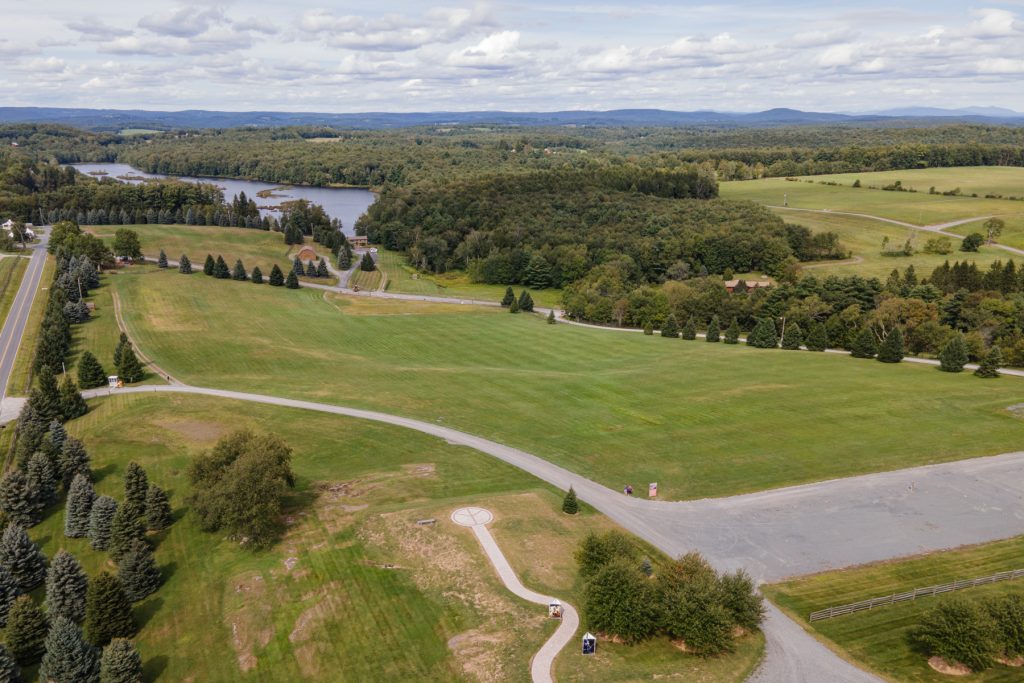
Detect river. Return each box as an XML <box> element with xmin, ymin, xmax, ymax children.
<box><xmin>70</xmin><ymin>163</ymin><xmax>376</xmax><ymax>235</ymax></box>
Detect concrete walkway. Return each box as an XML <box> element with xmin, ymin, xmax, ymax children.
<box><xmin>451</xmin><ymin>507</ymin><xmax>579</xmax><ymax>683</ymax></box>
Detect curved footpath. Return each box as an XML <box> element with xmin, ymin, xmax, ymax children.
<box><xmin>451</xmin><ymin>507</ymin><xmax>579</xmax><ymax>683</ymax></box>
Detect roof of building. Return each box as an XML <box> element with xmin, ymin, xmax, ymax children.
<box><xmin>724</xmin><ymin>279</ymin><xmax>771</xmax><ymax>288</ymax></box>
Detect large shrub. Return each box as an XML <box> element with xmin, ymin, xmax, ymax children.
<box><xmin>583</xmin><ymin>560</ymin><xmax>660</xmax><ymax>643</ymax></box>
<box><xmin>912</xmin><ymin>599</ymin><xmax>999</xmax><ymax>672</ymax></box>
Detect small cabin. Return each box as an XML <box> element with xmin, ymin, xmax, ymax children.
<box><xmin>724</xmin><ymin>279</ymin><xmax>771</xmax><ymax>293</ymax></box>
<box><xmin>348</xmin><ymin>235</ymin><xmax>368</xmax><ymax>249</ymax></box>
<box><xmin>296</xmin><ymin>246</ymin><xmax>318</xmax><ymax>263</ymax></box>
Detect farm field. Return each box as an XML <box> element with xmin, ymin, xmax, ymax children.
<box><xmin>777</xmin><ymin>209</ymin><xmax>1007</xmax><ymax>279</ymax></box>
<box><xmin>111</xmin><ymin>266</ymin><xmax>1024</xmax><ymax>501</ymax></box>
<box><xmin>765</xmin><ymin>537</ymin><xmax>1024</xmax><ymax>682</ymax></box>
<box><xmin>26</xmin><ymin>391</ymin><xmax>761</xmax><ymax>682</ymax></box>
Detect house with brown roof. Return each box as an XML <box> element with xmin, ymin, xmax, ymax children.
<box><xmin>724</xmin><ymin>279</ymin><xmax>771</xmax><ymax>293</ymax></box>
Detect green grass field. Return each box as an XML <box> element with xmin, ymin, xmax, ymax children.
<box><xmin>0</xmin><ymin>257</ymin><xmax>27</xmax><ymax>327</ymax></box>
<box><xmin>349</xmin><ymin>266</ymin><xmax>384</xmax><ymax>291</ymax></box>
<box><xmin>775</xmin><ymin>209</ymin><xmax>1006</xmax><ymax>279</ymax></box>
<box><xmin>110</xmin><ymin>266</ymin><xmax>1024</xmax><ymax>501</ymax></box>
<box><xmin>794</xmin><ymin>167</ymin><xmax>1024</xmax><ymax>200</ymax></box>
<box><xmin>765</xmin><ymin>537</ymin><xmax>1024</xmax><ymax>682</ymax></box>
<box><xmin>26</xmin><ymin>391</ymin><xmax>761</xmax><ymax>681</ymax></box>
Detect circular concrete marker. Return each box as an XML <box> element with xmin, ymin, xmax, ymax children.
<box><xmin>451</xmin><ymin>507</ymin><xmax>493</xmax><ymax>527</ymax></box>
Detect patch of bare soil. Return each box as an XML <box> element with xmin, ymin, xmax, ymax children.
<box><xmin>224</xmin><ymin>572</ymin><xmax>274</xmax><ymax>673</ymax></box>
<box><xmin>289</xmin><ymin>582</ymin><xmax>346</xmax><ymax>678</ymax></box>
<box><xmin>153</xmin><ymin>417</ymin><xmax>227</xmax><ymax>444</ymax></box>
<box><xmin>447</xmin><ymin>629</ymin><xmax>506</xmax><ymax>683</ymax></box>
<box><xmin>997</xmin><ymin>655</ymin><xmax>1024</xmax><ymax>667</ymax></box>
<box><xmin>928</xmin><ymin>656</ymin><xmax>971</xmax><ymax>676</ymax></box>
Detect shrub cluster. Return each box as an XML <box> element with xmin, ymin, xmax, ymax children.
<box><xmin>913</xmin><ymin>595</ymin><xmax>1024</xmax><ymax>672</ymax></box>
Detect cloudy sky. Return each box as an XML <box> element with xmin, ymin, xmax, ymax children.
<box><xmin>2</xmin><ymin>1</ymin><xmax>1024</xmax><ymax>113</ymax></box>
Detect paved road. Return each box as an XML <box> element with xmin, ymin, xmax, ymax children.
<box><xmin>0</xmin><ymin>233</ymin><xmax>49</xmax><ymax>403</ymax></box>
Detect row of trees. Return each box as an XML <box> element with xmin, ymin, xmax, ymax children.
<box><xmin>188</xmin><ymin>253</ymin><xmax>302</xmax><ymax>289</ymax></box>
<box><xmin>500</xmin><ymin>287</ymin><xmax>534</xmax><ymax>313</ymax></box>
<box><xmin>576</xmin><ymin>531</ymin><xmax>764</xmax><ymax>655</ymax></box>
<box><xmin>913</xmin><ymin>595</ymin><xmax>1024</xmax><ymax>673</ymax></box>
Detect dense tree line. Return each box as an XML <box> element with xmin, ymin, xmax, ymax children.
<box><xmin>912</xmin><ymin>595</ymin><xmax>1024</xmax><ymax>673</ymax></box>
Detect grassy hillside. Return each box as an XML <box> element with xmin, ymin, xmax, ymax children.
<box><xmin>110</xmin><ymin>266</ymin><xmax>1024</xmax><ymax>501</ymax></box>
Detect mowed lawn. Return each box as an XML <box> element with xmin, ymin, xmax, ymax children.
<box><xmin>112</xmin><ymin>267</ymin><xmax>1024</xmax><ymax>501</ymax></box>
<box><xmin>775</xmin><ymin>209</ymin><xmax>1007</xmax><ymax>279</ymax></box>
<box><xmin>795</xmin><ymin>166</ymin><xmax>1024</xmax><ymax>200</ymax></box>
<box><xmin>34</xmin><ymin>392</ymin><xmax>761</xmax><ymax>682</ymax></box>
<box><xmin>765</xmin><ymin>537</ymin><xmax>1024</xmax><ymax>682</ymax></box>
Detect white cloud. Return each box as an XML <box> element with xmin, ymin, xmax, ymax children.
<box><xmin>447</xmin><ymin>31</ymin><xmax>529</xmax><ymax>69</ymax></box>
<box><xmin>66</xmin><ymin>17</ymin><xmax>132</xmax><ymax>41</ymax></box>
<box><xmin>138</xmin><ymin>7</ymin><xmax>224</xmax><ymax>38</ymax></box>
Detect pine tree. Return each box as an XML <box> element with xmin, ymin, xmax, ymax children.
<box><xmin>83</xmin><ymin>573</ymin><xmax>135</xmax><ymax>647</ymax></box>
<box><xmin>269</xmin><ymin>264</ymin><xmax>284</xmax><ymax>286</ymax></box>
<box><xmin>643</xmin><ymin>321</ymin><xmax>654</xmax><ymax>335</ymax></box>
<box><xmin>975</xmin><ymin>346</ymin><xmax>1003</xmax><ymax>378</ymax></box>
<box><xmin>32</xmin><ymin>366</ymin><xmax>63</xmax><ymax>425</ymax></box>
<box><xmin>213</xmin><ymin>256</ymin><xmax>230</xmax><ymax>279</ymax></box>
<box><xmin>99</xmin><ymin>639</ymin><xmax>141</xmax><ymax>683</ymax></box>
<box><xmin>0</xmin><ymin>565</ymin><xmax>19</xmax><ymax>628</ymax></box>
<box><xmin>156</xmin><ymin>250</ymin><xmax>167</xmax><ymax>268</ymax></box>
<box><xmin>88</xmin><ymin>497</ymin><xmax>117</xmax><ymax>551</ymax></box>
<box><xmin>112</xmin><ymin>334</ymin><xmax>128</xmax><ymax>370</ymax></box>
<box><xmin>508</xmin><ymin>297</ymin><xmax>519</xmax><ymax>313</ymax></box>
<box><xmin>45</xmin><ymin>551</ymin><xmax>88</xmax><ymax>623</ymax></box>
<box><xmin>500</xmin><ymin>286</ymin><xmax>515</xmax><ymax>307</ymax></box>
<box><xmin>59</xmin><ymin>376</ymin><xmax>88</xmax><ymax>421</ymax></box>
<box><xmin>681</xmin><ymin>317</ymin><xmax>697</xmax><ymax>340</ymax></box>
<box><xmin>108</xmin><ymin>506</ymin><xmax>146</xmax><ymax>563</ymax></box>
<box><xmin>562</xmin><ymin>487</ymin><xmax>579</xmax><ymax>515</ymax></box>
<box><xmin>0</xmin><ymin>471</ymin><xmax>36</xmax><ymax>527</ymax></box>
<box><xmin>546</xmin><ymin>310</ymin><xmax>556</xmax><ymax>324</ymax></box>
<box><xmin>305</xmin><ymin>260</ymin><xmax>317</xmax><ymax>277</ymax></box>
<box><xmin>315</xmin><ymin>257</ymin><xmax>329</xmax><ymax>278</ymax></box>
<box><xmin>291</xmin><ymin>256</ymin><xmax>303</xmax><ymax>275</ymax></box>
<box><xmin>231</xmin><ymin>259</ymin><xmax>247</xmax><ymax>281</ymax></box>
<box><xmin>26</xmin><ymin>452</ymin><xmax>57</xmax><ymax>510</ymax></box>
<box><xmin>661</xmin><ymin>314</ymin><xmax>679</xmax><ymax>338</ymax></box>
<box><xmin>77</xmin><ymin>352</ymin><xmax>107</xmax><ymax>389</ymax></box>
<box><xmin>285</xmin><ymin>269</ymin><xmax>300</xmax><ymax>289</ymax></box>
<box><xmin>123</xmin><ymin>464</ymin><xmax>147</xmax><ymax>513</ymax></box>
<box><xmin>144</xmin><ymin>485</ymin><xmax>171</xmax><ymax>531</ymax></box>
<box><xmin>250</xmin><ymin>266</ymin><xmax>263</xmax><ymax>285</ymax></box>
<box><xmin>724</xmin><ymin>318</ymin><xmax>740</xmax><ymax>344</ymax></box>
<box><xmin>65</xmin><ymin>474</ymin><xmax>96</xmax><ymax>538</ymax></box>
<box><xmin>39</xmin><ymin>615</ymin><xmax>100</xmax><ymax>683</ymax></box>
<box><xmin>746</xmin><ymin>318</ymin><xmax>778</xmax><ymax>348</ymax></box>
<box><xmin>359</xmin><ymin>252</ymin><xmax>375</xmax><ymax>272</ymax></box>
<box><xmin>706</xmin><ymin>315</ymin><xmax>720</xmax><ymax>342</ymax></box>
<box><xmin>850</xmin><ymin>326</ymin><xmax>878</xmax><ymax>359</ymax></box>
<box><xmin>4</xmin><ymin>595</ymin><xmax>47</xmax><ymax>665</ymax></box>
<box><xmin>780</xmin><ymin>322</ymin><xmax>803</xmax><ymax>350</ymax></box>
<box><xmin>939</xmin><ymin>333</ymin><xmax>970</xmax><ymax>372</ymax></box>
<box><xmin>517</xmin><ymin>290</ymin><xmax>534</xmax><ymax>312</ymax></box>
<box><xmin>178</xmin><ymin>254</ymin><xmax>192</xmax><ymax>274</ymax></box>
<box><xmin>0</xmin><ymin>643</ymin><xmax>19</xmax><ymax>682</ymax></box>
<box><xmin>59</xmin><ymin>438</ymin><xmax>91</xmax><ymax>490</ymax></box>
<box><xmin>117</xmin><ymin>541</ymin><xmax>161</xmax><ymax>602</ymax></box>
<box><xmin>877</xmin><ymin>327</ymin><xmax>905</xmax><ymax>363</ymax></box>
<box><xmin>0</xmin><ymin>524</ymin><xmax>46</xmax><ymax>592</ymax></box>
<box><xmin>116</xmin><ymin>348</ymin><xmax>144</xmax><ymax>385</ymax></box>
<box><xmin>805</xmin><ymin>322</ymin><xmax>829</xmax><ymax>352</ymax></box>
<box><xmin>202</xmin><ymin>254</ymin><xmax>214</xmax><ymax>276</ymax></box>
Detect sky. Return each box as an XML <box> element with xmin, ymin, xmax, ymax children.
<box><xmin>2</xmin><ymin>1</ymin><xmax>1024</xmax><ymax>113</ymax></box>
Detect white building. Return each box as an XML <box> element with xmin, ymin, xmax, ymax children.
<box><xmin>3</xmin><ymin>220</ymin><xmax>33</xmax><ymax>240</ymax></box>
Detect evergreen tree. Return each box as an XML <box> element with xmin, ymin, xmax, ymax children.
<box><xmin>780</xmin><ymin>322</ymin><xmax>803</xmax><ymax>350</ymax></box>
<box><xmin>0</xmin><ymin>471</ymin><xmax>35</xmax><ymax>527</ymax></box>
<box><xmin>724</xmin><ymin>318</ymin><xmax>740</xmax><ymax>344</ymax></box>
<box><xmin>706</xmin><ymin>315</ymin><xmax>720</xmax><ymax>342</ymax></box>
<box><xmin>268</xmin><ymin>264</ymin><xmax>284</xmax><ymax>286</ymax></box>
<box><xmin>144</xmin><ymin>485</ymin><xmax>171</xmax><ymax>532</ymax></box>
<box><xmin>123</xmin><ymin>464</ymin><xmax>147</xmax><ymax>513</ymax></box>
<box><xmin>291</xmin><ymin>256</ymin><xmax>303</xmax><ymax>275</ymax></box>
<box><xmin>250</xmin><ymin>266</ymin><xmax>263</xmax><ymax>285</ymax></box>
<box><xmin>117</xmin><ymin>541</ymin><xmax>161</xmax><ymax>602</ymax></box>
<box><xmin>562</xmin><ymin>487</ymin><xmax>579</xmax><ymax>515</ymax></box>
<box><xmin>99</xmin><ymin>639</ymin><xmax>141</xmax><ymax>683</ymax></box>
<box><xmin>4</xmin><ymin>596</ymin><xmax>47</xmax><ymax>665</ymax></box>
<box><xmin>213</xmin><ymin>256</ymin><xmax>230</xmax><ymax>279</ymax></box>
<box><xmin>500</xmin><ymin>286</ymin><xmax>515</xmax><ymax>307</ymax></box>
<box><xmin>65</xmin><ymin>474</ymin><xmax>96</xmax><ymax>538</ymax></box>
<box><xmin>877</xmin><ymin>327</ymin><xmax>905</xmax><ymax>363</ymax></box>
<box><xmin>88</xmin><ymin>497</ymin><xmax>117</xmax><ymax>551</ymax></box>
<box><xmin>0</xmin><ymin>524</ymin><xmax>46</xmax><ymax>593</ymax></box>
<box><xmin>108</xmin><ymin>506</ymin><xmax>146</xmax><ymax>563</ymax></box>
<box><xmin>83</xmin><ymin>573</ymin><xmax>135</xmax><ymax>647</ymax></box>
<box><xmin>45</xmin><ymin>551</ymin><xmax>88</xmax><ymax>623</ymax></box>
<box><xmin>746</xmin><ymin>318</ymin><xmax>778</xmax><ymax>348</ymax></box>
<box><xmin>231</xmin><ymin>259</ymin><xmax>247</xmax><ymax>281</ymax></box>
<box><xmin>305</xmin><ymin>260</ymin><xmax>317</xmax><ymax>277</ymax></box>
<box><xmin>517</xmin><ymin>290</ymin><xmax>534</xmax><ymax>312</ymax></box>
<box><xmin>805</xmin><ymin>322</ymin><xmax>829</xmax><ymax>352</ymax></box>
<box><xmin>0</xmin><ymin>565</ymin><xmax>18</xmax><ymax>628</ymax></box>
<box><xmin>508</xmin><ymin>296</ymin><xmax>519</xmax><ymax>313</ymax></box>
<box><xmin>77</xmin><ymin>352</ymin><xmax>107</xmax><ymax>389</ymax></box>
<box><xmin>0</xmin><ymin>644</ymin><xmax>18</xmax><ymax>683</ymax></box>
<box><xmin>39</xmin><ymin>616</ymin><xmax>100</xmax><ymax>683</ymax></box>
<box><xmin>177</xmin><ymin>254</ymin><xmax>192</xmax><ymax>274</ymax></box>
<box><xmin>285</xmin><ymin>269</ymin><xmax>300</xmax><ymax>289</ymax></box>
<box><xmin>202</xmin><ymin>254</ymin><xmax>215</xmax><ymax>276</ymax></box>
<box><xmin>315</xmin><ymin>258</ymin><xmax>328</xmax><ymax>279</ymax></box>
<box><xmin>643</xmin><ymin>321</ymin><xmax>654</xmax><ymax>335</ymax></box>
<box><xmin>117</xmin><ymin>348</ymin><xmax>144</xmax><ymax>384</ymax></box>
<box><xmin>59</xmin><ymin>438</ymin><xmax>91</xmax><ymax>490</ymax></box>
<box><xmin>681</xmin><ymin>317</ymin><xmax>697</xmax><ymax>340</ymax></box>
<box><xmin>26</xmin><ymin>452</ymin><xmax>57</xmax><ymax>510</ymax></box>
<box><xmin>58</xmin><ymin>376</ymin><xmax>88</xmax><ymax>421</ymax></box>
<box><xmin>32</xmin><ymin>366</ymin><xmax>63</xmax><ymax>425</ymax></box>
<box><xmin>337</xmin><ymin>245</ymin><xmax>353</xmax><ymax>271</ymax></box>
<box><xmin>156</xmin><ymin>250</ymin><xmax>167</xmax><ymax>268</ymax></box>
<box><xmin>850</xmin><ymin>326</ymin><xmax>878</xmax><ymax>359</ymax></box>
<box><xmin>111</xmin><ymin>334</ymin><xmax>128</xmax><ymax>370</ymax></box>
<box><xmin>975</xmin><ymin>346</ymin><xmax>1003</xmax><ymax>378</ymax></box>
<box><xmin>359</xmin><ymin>252</ymin><xmax>376</xmax><ymax>271</ymax></box>
<box><xmin>546</xmin><ymin>310</ymin><xmax>556</xmax><ymax>324</ymax></box>
<box><xmin>939</xmin><ymin>333</ymin><xmax>970</xmax><ymax>372</ymax></box>
<box><xmin>661</xmin><ymin>314</ymin><xmax>679</xmax><ymax>338</ymax></box>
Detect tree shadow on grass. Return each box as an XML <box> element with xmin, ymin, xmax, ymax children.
<box><xmin>134</xmin><ymin>594</ymin><xmax>164</xmax><ymax>630</ymax></box>
<box><xmin>142</xmin><ymin>654</ymin><xmax>168</xmax><ymax>682</ymax></box>
<box><xmin>92</xmin><ymin>462</ymin><xmax>117</xmax><ymax>484</ymax></box>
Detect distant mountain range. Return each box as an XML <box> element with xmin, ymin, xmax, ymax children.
<box><xmin>1</xmin><ymin>106</ymin><xmax>1023</xmax><ymax>131</ymax></box>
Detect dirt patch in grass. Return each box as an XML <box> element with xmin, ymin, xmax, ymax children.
<box><xmin>289</xmin><ymin>581</ymin><xmax>347</xmax><ymax>677</ymax></box>
<box><xmin>153</xmin><ymin>417</ymin><xmax>228</xmax><ymax>444</ymax></box>
<box><xmin>447</xmin><ymin>628</ymin><xmax>507</xmax><ymax>683</ymax></box>
<box><xmin>927</xmin><ymin>656</ymin><xmax>971</xmax><ymax>676</ymax></box>
<box><xmin>224</xmin><ymin>571</ymin><xmax>274</xmax><ymax>673</ymax></box>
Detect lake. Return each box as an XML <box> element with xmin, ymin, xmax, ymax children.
<box><xmin>70</xmin><ymin>163</ymin><xmax>376</xmax><ymax>235</ymax></box>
